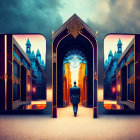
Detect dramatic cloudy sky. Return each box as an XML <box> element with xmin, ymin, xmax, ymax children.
<box><xmin>0</xmin><ymin>0</ymin><xmax>140</xmax><ymax>88</ymax></box>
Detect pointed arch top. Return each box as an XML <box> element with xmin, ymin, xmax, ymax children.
<box><xmin>52</xmin><ymin>14</ymin><xmax>98</xmax><ymax>40</ymax></box>
<box><xmin>52</xmin><ymin>14</ymin><xmax>98</xmax><ymax>118</ymax></box>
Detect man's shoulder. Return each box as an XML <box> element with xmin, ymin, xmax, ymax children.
<box><xmin>72</xmin><ymin>86</ymin><xmax>80</xmax><ymax>89</ymax></box>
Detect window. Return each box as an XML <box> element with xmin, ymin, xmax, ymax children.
<box><xmin>128</xmin><ymin>60</ymin><xmax>134</xmax><ymax>78</ymax></box>
<box><xmin>13</xmin><ymin>60</ymin><xmax>20</xmax><ymax>78</ymax></box>
<box><xmin>13</xmin><ymin>60</ymin><xmax>21</xmax><ymax>102</ymax></box>
<box><xmin>128</xmin><ymin>83</ymin><xmax>134</xmax><ymax>102</ymax></box>
<box><xmin>13</xmin><ymin>83</ymin><xmax>20</xmax><ymax>101</ymax></box>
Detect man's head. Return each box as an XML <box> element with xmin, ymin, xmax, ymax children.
<box><xmin>74</xmin><ymin>81</ymin><xmax>76</xmax><ymax>85</ymax></box>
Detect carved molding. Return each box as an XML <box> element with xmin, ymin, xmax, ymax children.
<box><xmin>27</xmin><ymin>70</ymin><xmax>32</xmax><ymax>77</ymax></box>
<box><xmin>13</xmin><ymin>47</ymin><xmax>21</xmax><ymax>58</ymax></box>
<box><xmin>67</xmin><ymin>17</ymin><xmax>83</xmax><ymax>38</ymax></box>
<box><xmin>53</xmin><ymin>53</ymin><xmax>56</xmax><ymax>63</ymax></box>
<box><xmin>94</xmin><ymin>72</ymin><xmax>98</xmax><ymax>80</ymax></box>
<box><xmin>13</xmin><ymin>76</ymin><xmax>21</xmax><ymax>84</ymax></box>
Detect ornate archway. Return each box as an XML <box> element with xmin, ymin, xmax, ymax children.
<box><xmin>52</xmin><ymin>14</ymin><xmax>98</xmax><ymax>118</ymax></box>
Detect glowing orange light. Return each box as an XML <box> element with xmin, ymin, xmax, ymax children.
<box><xmin>112</xmin><ymin>87</ymin><xmax>115</xmax><ymax>93</ymax></box>
<box><xmin>31</xmin><ymin>100</ymin><xmax>46</xmax><ymax>105</ymax></box>
<box><xmin>104</xmin><ymin>100</ymin><xmax>117</xmax><ymax>105</ymax></box>
<box><xmin>117</xmin><ymin>84</ymin><xmax>120</xmax><ymax>92</ymax></box>
<box><xmin>33</xmin><ymin>87</ymin><xmax>36</xmax><ymax>93</ymax></box>
<box><xmin>23</xmin><ymin>104</ymin><xmax>46</xmax><ymax>110</ymax></box>
<box><xmin>28</xmin><ymin>84</ymin><xmax>30</xmax><ymax>92</ymax></box>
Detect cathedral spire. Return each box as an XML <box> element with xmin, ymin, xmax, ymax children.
<box><xmin>108</xmin><ymin>50</ymin><xmax>113</xmax><ymax>63</ymax></box>
<box><xmin>109</xmin><ymin>50</ymin><xmax>113</xmax><ymax>57</ymax></box>
<box><xmin>117</xmin><ymin>38</ymin><xmax>122</xmax><ymax>54</ymax></box>
<box><xmin>36</xmin><ymin>49</ymin><xmax>41</xmax><ymax>63</ymax></box>
<box><xmin>26</xmin><ymin>38</ymin><xmax>31</xmax><ymax>54</ymax></box>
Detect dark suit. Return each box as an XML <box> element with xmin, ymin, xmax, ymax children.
<box><xmin>70</xmin><ymin>85</ymin><xmax>80</xmax><ymax>116</ymax></box>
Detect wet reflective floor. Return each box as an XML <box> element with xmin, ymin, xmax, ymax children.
<box><xmin>104</xmin><ymin>104</ymin><xmax>124</xmax><ymax>110</ymax></box>
<box><xmin>23</xmin><ymin>100</ymin><xmax>46</xmax><ymax>110</ymax></box>
<box><xmin>104</xmin><ymin>100</ymin><xmax>129</xmax><ymax>110</ymax></box>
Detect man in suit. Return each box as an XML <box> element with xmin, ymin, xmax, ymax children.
<box><xmin>70</xmin><ymin>81</ymin><xmax>80</xmax><ymax>117</ymax></box>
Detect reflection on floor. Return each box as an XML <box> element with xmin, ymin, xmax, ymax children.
<box><xmin>104</xmin><ymin>100</ymin><xmax>124</xmax><ymax>110</ymax></box>
<box><xmin>23</xmin><ymin>100</ymin><xmax>46</xmax><ymax>110</ymax></box>
<box><xmin>57</xmin><ymin>105</ymin><xmax>93</xmax><ymax>118</ymax></box>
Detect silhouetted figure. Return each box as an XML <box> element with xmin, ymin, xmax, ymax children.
<box><xmin>70</xmin><ymin>81</ymin><xmax>80</xmax><ymax>117</ymax></box>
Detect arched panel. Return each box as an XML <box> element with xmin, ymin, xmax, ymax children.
<box><xmin>52</xmin><ymin>14</ymin><xmax>98</xmax><ymax>118</ymax></box>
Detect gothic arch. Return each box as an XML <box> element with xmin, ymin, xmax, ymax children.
<box><xmin>52</xmin><ymin>14</ymin><xmax>98</xmax><ymax>118</ymax></box>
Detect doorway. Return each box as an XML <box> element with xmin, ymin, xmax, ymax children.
<box><xmin>62</xmin><ymin>49</ymin><xmax>87</xmax><ymax>107</ymax></box>
<box><xmin>52</xmin><ymin>14</ymin><xmax>98</xmax><ymax>118</ymax></box>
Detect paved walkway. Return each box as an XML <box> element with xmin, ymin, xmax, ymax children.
<box><xmin>58</xmin><ymin>105</ymin><xmax>93</xmax><ymax>118</ymax></box>
<box><xmin>0</xmin><ymin>102</ymin><xmax>140</xmax><ymax>140</ymax></box>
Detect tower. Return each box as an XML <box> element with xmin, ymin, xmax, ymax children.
<box><xmin>108</xmin><ymin>50</ymin><xmax>113</xmax><ymax>63</ymax></box>
<box><xmin>36</xmin><ymin>49</ymin><xmax>41</xmax><ymax>63</ymax></box>
<box><xmin>117</xmin><ymin>38</ymin><xmax>122</xmax><ymax>54</ymax></box>
<box><xmin>104</xmin><ymin>60</ymin><xmax>108</xmax><ymax>70</ymax></box>
<box><xmin>26</xmin><ymin>38</ymin><xmax>31</xmax><ymax>55</ymax></box>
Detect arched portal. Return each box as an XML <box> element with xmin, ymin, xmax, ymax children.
<box><xmin>52</xmin><ymin>14</ymin><xmax>98</xmax><ymax>118</ymax></box>
<box><xmin>62</xmin><ymin>49</ymin><xmax>87</xmax><ymax>106</ymax></box>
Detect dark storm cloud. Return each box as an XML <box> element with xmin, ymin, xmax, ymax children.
<box><xmin>0</xmin><ymin>0</ymin><xmax>63</xmax><ymax>87</ymax></box>
<box><xmin>1</xmin><ymin>0</ymin><xmax>140</xmax><ymax>87</ymax></box>
<box><xmin>0</xmin><ymin>0</ymin><xmax>63</xmax><ymax>33</ymax></box>
<box><xmin>86</xmin><ymin>0</ymin><xmax>140</xmax><ymax>86</ymax></box>
<box><xmin>106</xmin><ymin>0</ymin><xmax>140</xmax><ymax>33</ymax></box>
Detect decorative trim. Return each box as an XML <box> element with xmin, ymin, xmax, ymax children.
<box><xmin>94</xmin><ymin>72</ymin><xmax>97</xmax><ymax>80</ymax></box>
<box><xmin>4</xmin><ymin>35</ymin><xmax>7</xmax><ymax>110</ymax></box>
<box><xmin>53</xmin><ymin>53</ymin><xmax>57</xmax><ymax>63</ymax></box>
<box><xmin>67</xmin><ymin>17</ymin><xmax>83</xmax><ymax>38</ymax></box>
<box><xmin>53</xmin><ymin>17</ymin><xmax>98</xmax><ymax>118</ymax></box>
<box><xmin>13</xmin><ymin>76</ymin><xmax>21</xmax><ymax>85</ymax></box>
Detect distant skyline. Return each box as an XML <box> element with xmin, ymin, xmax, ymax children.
<box><xmin>104</xmin><ymin>34</ymin><xmax>135</xmax><ymax>62</ymax></box>
<box><xmin>13</xmin><ymin>34</ymin><xmax>46</xmax><ymax>63</ymax></box>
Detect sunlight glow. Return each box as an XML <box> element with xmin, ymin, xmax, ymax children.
<box><xmin>70</xmin><ymin>55</ymin><xmax>81</xmax><ymax>85</ymax></box>
<box><xmin>63</xmin><ymin>49</ymin><xmax>87</xmax><ymax>86</ymax></box>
